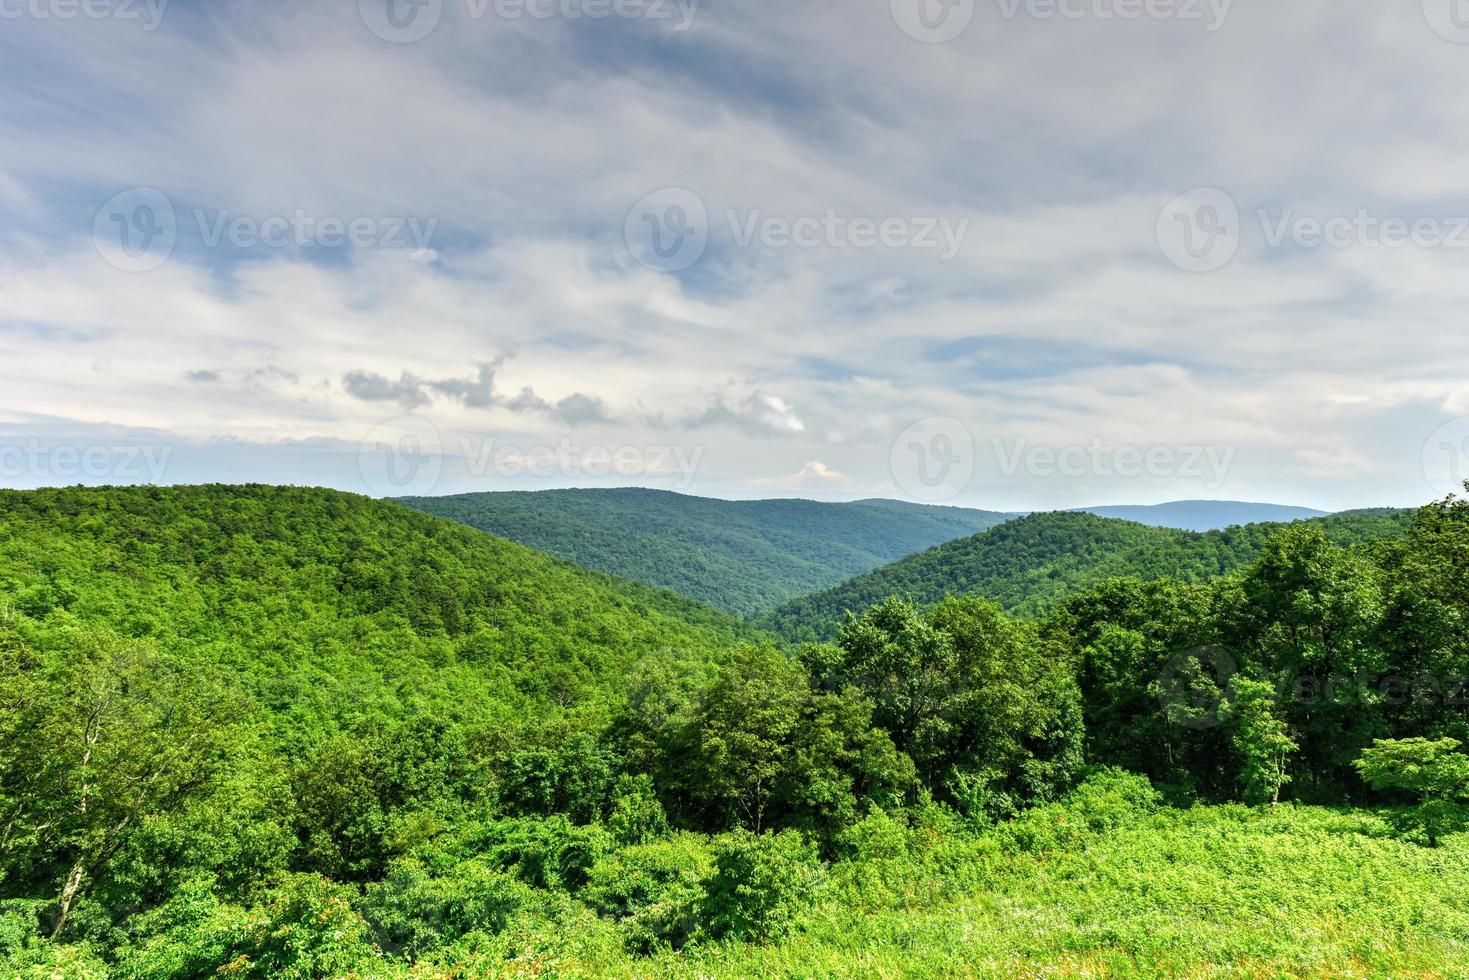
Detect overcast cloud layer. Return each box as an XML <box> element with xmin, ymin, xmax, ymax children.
<box><xmin>2</xmin><ymin>0</ymin><xmax>1468</xmax><ymax>510</ymax></box>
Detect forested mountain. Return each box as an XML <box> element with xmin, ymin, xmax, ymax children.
<box><xmin>0</xmin><ymin>486</ymin><xmax>750</xmax><ymax>737</ymax></box>
<box><xmin>398</xmin><ymin>488</ymin><xmax>1013</xmax><ymax>616</ymax></box>
<box><xmin>3</xmin><ymin>485</ymin><xmax>1467</xmax><ymax>977</ymax></box>
<box><xmin>1073</xmin><ymin>500</ymin><xmax>1328</xmax><ymax>531</ymax></box>
<box><xmin>762</xmin><ymin>508</ymin><xmax>1413</xmax><ymax>641</ymax></box>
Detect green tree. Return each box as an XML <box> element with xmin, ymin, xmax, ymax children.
<box><xmin>1222</xmin><ymin>677</ymin><xmax>1297</xmax><ymax>805</ymax></box>
<box><xmin>685</xmin><ymin>647</ymin><xmax>806</xmax><ymax>831</ymax></box>
<box><xmin>825</xmin><ymin>596</ymin><xmax>1082</xmax><ymax>814</ymax></box>
<box><xmin>1353</xmin><ymin>737</ymin><xmax>1469</xmax><ymax>845</ymax></box>
<box><xmin>1228</xmin><ymin>525</ymin><xmax>1387</xmax><ymax>797</ymax></box>
<box><xmin>828</xmin><ymin>597</ymin><xmax>956</xmax><ymax>768</ymax></box>
<box><xmin>701</xmin><ymin>829</ymin><xmax>822</xmax><ymax>942</ymax></box>
<box><xmin>0</xmin><ymin>632</ymin><xmax>237</xmax><ymax>937</ymax></box>
<box><xmin>1062</xmin><ymin>578</ymin><xmax>1224</xmax><ymax>790</ymax></box>
<box><xmin>1371</xmin><ymin>489</ymin><xmax>1469</xmax><ymax>745</ymax></box>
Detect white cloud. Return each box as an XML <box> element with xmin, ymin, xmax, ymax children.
<box><xmin>751</xmin><ymin>460</ymin><xmax>856</xmax><ymax>493</ymax></box>
<box><xmin>0</xmin><ymin>2</ymin><xmax>1465</xmax><ymax>510</ymax></box>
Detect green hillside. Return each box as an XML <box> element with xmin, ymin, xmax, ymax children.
<box><xmin>3</xmin><ymin>485</ymin><xmax>1467</xmax><ymax>978</ymax></box>
<box><xmin>0</xmin><ymin>485</ymin><xmax>751</xmax><ymax>741</ymax></box>
<box><xmin>762</xmin><ymin>508</ymin><xmax>1415</xmax><ymax>642</ymax></box>
<box><xmin>397</xmin><ymin>488</ymin><xmax>1012</xmax><ymax>617</ymax></box>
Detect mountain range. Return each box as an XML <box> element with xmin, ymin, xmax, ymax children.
<box><xmin>401</xmin><ymin>490</ymin><xmax>1394</xmax><ymax>623</ymax></box>
<box><xmin>759</xmin><ymin>508</ymin><xmax>1413</xmax><ymax>642</ymax></box>
<box><xmin>398</xmin><ymin>488</ymin><xmax>1012</xmax><ymax>616</ymax></box>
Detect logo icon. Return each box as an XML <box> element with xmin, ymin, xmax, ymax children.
<box><xmin>624</xmin><ymin>188</ymin><xmax>709</xmax><ymax>273</ymax></box>
<box><xmin>359</xmin><ymin>0</ymin><xmax>443</xmax><ymax>43</ymax></box>
<box><xmin>891</xmin><ymin>0</ymin><xmax>975</xmax><ymax>43</ymax></box>
<box><xmin>1422</xmin><ymin>417</ymin><xmax>1469</xmax><ymax>497</ymax></box>
<box><xmin>1155</xmin><ymin>646</ymin><xmax>1238</xmax><ymax>730</ymax></box>
<box><xmin>1424</xmin><ymin>0</ymin><xmax>1469</xmax><ymax>43</ymax></box>
<box><xmin>93</xmin><ymin>187</ymin><xmax>177</xmax><ymax>273</ymax></box>
<box><xmin>889</xmin><ymin>416</ymin><xmax>974</xmax><ymax>503</ymax></box>
<box><xmin>1156</xmin><ymin>187</ymin><xmax>1241</xmax><ymax>273</ymax></box>
<box><xmin>358</xmin><ymin>416</ymin><xmax>444</xmax><ymax>497</ymax></box>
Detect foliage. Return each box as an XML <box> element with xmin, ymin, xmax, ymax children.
<box><xmin>1222</xmin><ymin>677</ymin><xmax>1297</xmax><ymax>805</ymax></box>
<box><xmin>363</xmin><ymin>857</ymin><xmax>534</xmax><ymax>957</ymax></box>
<box><xmin>763</xmin><ymin>508</ymin><xmax>1412</xmax><ymax>642</ymax></box>
<box><xmin>700</xmin><ymin>829</ymin><xmax>822</xmax><ymax>943</ymax></box>
<box><xmin>0</xmin><ymin>483</ymin><xmax>1463</xmax><ymax>975</ymax></box>
<box><xmin>1354</xmin><ymin>737</ymin><xmax>1469</xmax><ymax>844</ymax></box>
<box><xmin>401</xmin><ymin>487</ymin><xmax>1011</xmax><ymax>617</ymax></box>
<box><xmin>582</xmin><ymin>833</ymin><xmax>713</xmax><ymax>952</ymax></box>
<box><xmin>824</xmin><ymin>596</ymin><xmax>1083</xmax><ymax>815</ymax></box>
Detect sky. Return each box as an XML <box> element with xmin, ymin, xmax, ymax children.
<box><xmin>2</xmin><ymin>0</ymin><xmax>1468</xmax><ymax>512</ymax></box>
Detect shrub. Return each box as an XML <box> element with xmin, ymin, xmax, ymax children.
<box><xmin>364</xmin><ymin>857</ymin><xmax>535</xmax><ymax>957</ymax></box>
<box><xmin>1061</xmin><ymin>768</ymin><xmax>1163</xmax><ymax>831</ymax></box>
<box><xmin>583</xmin><ymin>833</ymin><xmax>715</xmax><ymax>952</ymax></box>
<box><xmin>702</xmin><ymin>829</ymin><xmax>823</xmax><ymax>942</ymax></box>
<box><xmin>836</xmin><ymin>809</ymin><xmax>911</xmax><ymax>863</ymax></box>
<box><xmin>606</xmin><ymin>774</ymin><xmax>670</xmax><ymax>846</ymax></box>
<box><xmin>1354</xmin><ymin>738</ymin><xmax>1469</xmax><ymax>845</ymax></box>
<box><xmin>226</xmin><ymin>874</ymin><xmax>384</xmax><ymax>978</ymax></box>
<box><xmin>996</xmin><ymin>768</ymin><xmax>1161</xmax><ymax>854</ymax></box>
<box><xmin>444</xmin><ymin>816</ymin><xmax>615</xmax><ymax>891</ymax></box>
<box><xmin>111</xmin><ymin>875</ymin><xmax>380</xmax><ymax>980</ymax></box>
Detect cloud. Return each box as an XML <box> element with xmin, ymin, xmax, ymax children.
<box><xmin>0</xmin><ymin>3</ymin><xmax>1465</xmax><ymax>509</ymax></box>
<box><xmin>752</xmin><ymin>460</ymin><xmax>857</xmax><ymax>492</ymax></box>
<box><xmin>691</xmin><ymin>390</ymin><xmax>807</xmax><ymax>438</ymax></box>
<box><xmin>341</xmin><ymin>360</ymin><xmax>614</xmax><ymax>426</ymax></box>
<box><xmin>342</xmin><ymin>370</ymin><xmax>430</xmax><ymax>408</ymax></box>
<box><xmin>553</xmin><ymin>392</ymin><xmax>613</xmax><ymax>427</ymax></box>
<box><xmin>1293</xmin><ymin>447</ymin><xmax>1373</xmax><ymax>479</ymax></box>
<box><xmin>429</xmin><ymin>362</ymin><xmax>501</xmax><ymax>409</ymax></box>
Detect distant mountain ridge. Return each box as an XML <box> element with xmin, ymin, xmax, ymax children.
<box><xmin>760</xmin><ymin>508</ymin><xmax>1414</xmax><ymax>642</ymax></box>
<box><xmin>1072</xmin><ymin>500</ymin><xmax>1328</xmax><ymax>531</ymax></box>
<box><xmin>398</xmin><ymin>488</ymin><xmax>1013</xmax><ymax>617</ymax></box>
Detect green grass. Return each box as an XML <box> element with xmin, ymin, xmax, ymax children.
<box><xmin>525</xmin><ymin>805</ymin><xmax>1469</xmax><ymax>978</ymax></box>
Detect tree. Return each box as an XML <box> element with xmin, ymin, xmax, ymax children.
<box><xmin>1062</xmin><ymin>578</ymin><xmax>1224</xmax><ymax>788</ymax></box>
<box><xmin>772</xmin><ymin>688</ymin><xmax>915</xmax><ymax>844</ymax></box>
<box><xmin>1371</xmin><ymin>489</ymin><xmax>1469</xmax><ymax>745</ymax></box>
<box><xmin>1222</xmin><ymin>678</ymin><xmax>1297</xmax><ymax>805</ymax></box>
<box><xmin>0</xmin><ymin>630</ymin><xmax>237</xmax><ymax>937</ymax></box>
<box><xmin>824</xmin><ymin>596</ymin><xmax>1082</xmax><ymax>815</ymax></box>
<box><xmin>685</xmin><ymin>647</ymin><xmax>807</xmax><ymax>831</ymax></box>
<box><xmin>1228</xmin><ymin>525</ymin><xmax>1387</xmax><ymax>796</ymax></box>
<box><xmin>828</xmin><ymin>597</ymin><xmax>957</xmax><ymax>769</ymax></box>
<box><xmin>1353</xmin><ymin>737</ymin><xmax>1469</xmax><ymax>845</ymax></box>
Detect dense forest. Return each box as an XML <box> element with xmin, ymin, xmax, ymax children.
<box><xmin>762</xmin><ymin>508</ymin><xmax>1414</xmax><ymax>642</ymax></box>
<box><xmin>1</xmin><ymin>486</ymin><xmax>1466</xmax><ymax>976</ymax></box>
<box><xmin>399</xmin><ymin>488</ymin><xmax>1012</xmax><ymax>617</ymax></box>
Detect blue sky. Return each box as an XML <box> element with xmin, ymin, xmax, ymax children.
<box><xmin>2</xmin><ymin>0</ymin><xmax>1468</xmax><ymax>510</ymax></box>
